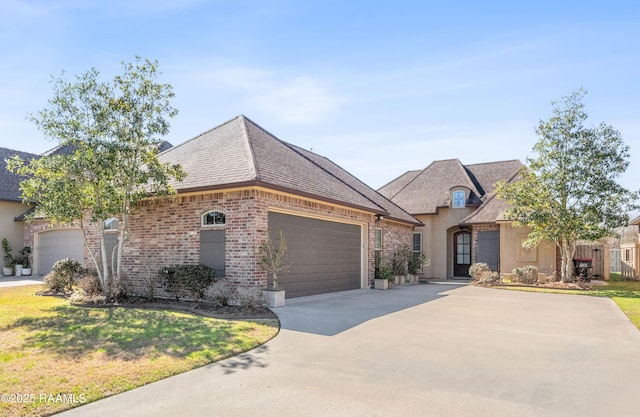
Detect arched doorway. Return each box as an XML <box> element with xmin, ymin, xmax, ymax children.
<box><xmin>454</xmin><ymin>231</ymin><xmax>471</xmax><ymax>277</ymax></box>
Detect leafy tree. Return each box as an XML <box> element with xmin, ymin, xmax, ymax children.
<box><xmin>7</xmin><ymin>57</ymin><xmax>185</xmax><ymax>296</ymax></box>
<box><xmin>497</xmin><ymin>89</ymin><xmax>639</xmax><ymax>281</ymax></box>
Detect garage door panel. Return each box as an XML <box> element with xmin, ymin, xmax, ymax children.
<box><xmin>37</xmin><ymin>229</ymin><xmax>84</xmax><ymax>275</ymax></box>
<box><xmin>268</xmin><ymin>212</ymin><xmax>361</xmax><ymax>298</ymax></box>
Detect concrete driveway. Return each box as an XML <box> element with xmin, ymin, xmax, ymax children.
<box><xmin>56</xmin><ymin>283</ymin><xmax>640</xmax><ymax>417</ymax></box>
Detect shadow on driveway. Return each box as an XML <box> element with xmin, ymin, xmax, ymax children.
<box><xmin>274</xmin><ymin>282</ymin><xmax>467</xmax><ymax>336</ymax></box>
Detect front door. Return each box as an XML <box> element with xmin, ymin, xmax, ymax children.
<box><xmin>454</xmin><ymin>231</ymin><xmax>471</xmax><ymax>277</ymax></box>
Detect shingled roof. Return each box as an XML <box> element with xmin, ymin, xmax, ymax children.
<box><xmin>159</xmin><ymin>115</ymin><xmax>420</xmax><ymax>225</ymax></box>
<box><xmin>379</xmin><ymin>159</ymin><xmax>522</xmax><ymax>216</ymax></box>
<box><xmin>0</xmin><ymin>147</ymin><xmax>39</xmax><ymax>202</ymax></box>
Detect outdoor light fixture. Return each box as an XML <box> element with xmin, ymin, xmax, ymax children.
<box><xmin>376</xmin><ymin>214</ymin><xmax>384</xmax><ymax>221</ymax></box>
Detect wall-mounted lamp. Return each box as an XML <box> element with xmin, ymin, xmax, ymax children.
<box><xmin>376</xmin><ymin>214</ymin><xmax>384</xmax><ymax>221</ymax></box>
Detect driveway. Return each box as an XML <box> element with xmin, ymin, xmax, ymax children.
<box><xmin>0</xmin><ymin>275</ymin><xmax>43</xmax><ymax>288</ymax></box>
<box><xmin>56</xmin><ymin>283</ymin><xmax>640</xmax><ymax>417</ymax></box>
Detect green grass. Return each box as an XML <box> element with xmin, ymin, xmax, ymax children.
<box><xmin>493</xmin><ymin>276</ymin><xmax>640</xmax><ymax>330</ymax></box>
<box><xmin>0</xmin><ymin>285</ymin><xmax>279</xmax><ymax>417</ymax></box>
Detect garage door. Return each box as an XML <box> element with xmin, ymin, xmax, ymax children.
<box><xmin>37</xmin><ymin>229</ymin><xmax>84</xmax><ymax>275</ymax></box>
<box><xmin>268</xmin><ymin>212</ymin><xmax>362</xmax><ymax>298</ymax></box>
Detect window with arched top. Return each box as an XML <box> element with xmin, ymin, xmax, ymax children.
<box><xmin>202</xmin><ymin>210</ymin><xmax>226</xmax><ymax>227</ymax></box>
<box><xmin>104</xmin><ymin>218</ymin><xmax>119</xmax><ymax>231</ymax></box>
<box><xmin>452</xmin><ymin>190</ymin><xmax>465</xmax><ymax>208</ymax></box>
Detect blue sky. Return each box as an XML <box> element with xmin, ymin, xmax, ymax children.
<box><xmin>1</xmin><ymin>0</ymin><xmax>638</xmax><ymax>196</ymax></box>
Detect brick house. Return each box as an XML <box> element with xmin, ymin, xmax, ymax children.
<box><xmin>25</xmin><ymin>115</ymin><xmax>419</xmax><ymax>298</ymax></box>
<box><xmin>379</xmin><ymin>159</ymin><xmax>557</xmax><ymax>279</ymax></box>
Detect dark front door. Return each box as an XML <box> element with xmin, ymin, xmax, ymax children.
<box><xmin>454</xmin><ymin>231</ymin><xmax>471</xmax><ymax>277</ymax></box>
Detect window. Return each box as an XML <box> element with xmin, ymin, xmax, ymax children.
<box><xmin>103</xmin><ymin>218</ymin><xmax>118</xmax><ymax>231</ymax></box>
<box><xmin>202</xmin><ymin>210</ymin><xmax>226</xmax><ymax>226</ymax></box>
<box><xmin>412</xmin><ymin>232</ymin><xmax>423</xmax><ymax>272</ymax></box>
<box><xmin>374</xmin><ymin>228</ymin><xmax>383</xmax><ymax>276</ymax></box>
<box><xmin>624</xmin><ymin>249</ymin><xmax>632</xmax><ymax>262</ymax></box>
<box><xmin>453</xmin><ymin>191</ymin><xmax>465</xmax><ymax>208</ymax></box>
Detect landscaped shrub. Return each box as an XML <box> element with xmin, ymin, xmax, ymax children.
<box><xmin>235</xmin><ymin>285</ymin><xmax>267</xmax><ymax>311</ymax></box>
<box><xmin>469</xmin><ymin>263</ymin><xmax>490</xmax><ymax>281</ymax></box>
<box><xmin>44</xmin><ymin>258</ymin><xmax>83</xmax><ymax>293</ymax></box>
<box><xmin>477</xmin><ymin>270</ymin><xmax>500</xmax><ymax>285</ymax></box>
<box><xmin>158</xmin><ymin>264</ymin><xmax>216</xmax><ymax>300</ymax></box>
<box><xmin>77</xmin><ymin>270</ymin><xmax>102</xmax><ymax>297</ymax></box>
<box><xmin>513</xmin><ymin>266</ymin><xmax>538</xmax><ymax>284</ymax></box>
<box><xmin>204</xmin><ymin>280</ymin><xmax>234</xmax><ymax>307</ymax></box>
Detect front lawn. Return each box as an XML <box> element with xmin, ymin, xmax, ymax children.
<box><xmin>0</xmin><ymin>285</ymin><xmax>279</xmax><ymax>417</ymax></box>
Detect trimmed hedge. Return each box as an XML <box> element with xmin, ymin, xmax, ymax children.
<box><xmin>158</xmin><ymin>264</ymin><xmax>216</xmax><ymax>300</ymax></box>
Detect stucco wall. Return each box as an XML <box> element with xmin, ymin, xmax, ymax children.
<box><xmin>414</xmin><ymin>206</ymin><xmax>475</xmax><ymax>279</ymax></box>
<box><xmin>499</xmin><ymin>222</ymin><xmax>556</xmax><ymax>275</ymax></box>
<box><xmin>0</xmin><ymin>201</ymin><xmax>30</xmax><ymax>257</ymax></box>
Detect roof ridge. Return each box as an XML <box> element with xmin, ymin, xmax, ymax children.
<box><xmin>238</xmin><ymin>115</ymin><xmax>261</xmax><ymax>181</ymax></box>
<box><xmin>451</xmin><ymin>159</ymin><xmax>481</xmax><ymax>196</ymax></box>
<box><xmin>464</xmin><ymin>159</ymin><xmax>522</xmax><ymax>167</ymax></box>
<box><xmin>279</xmin><ymin>142</ymin><xmax>389</xmax><ymax>215</ymax></box>
<box><xmin>388</xmin><ymin>161</ymin><xmax>437</xmax><ymax>199</ymax></box>
<box><xmin>159</xmin><ymin>115</ymin><xmax>242</xmax><ymax>156</ymax></box>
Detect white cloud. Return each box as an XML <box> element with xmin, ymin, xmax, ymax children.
<box><xmin>178</xmin><ymin>62</ymin><xmax>345</xmax><ymax>124</ymax></box>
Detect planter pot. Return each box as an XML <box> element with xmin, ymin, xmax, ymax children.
<box><xmin>2</xmin><ymin>267</ymin><xmax>13</xmax><ymax>276</ymax></box>
<box><xmin>374</xmin><ymin>278</ymin><xmax>389</xmax><ymax>290</ymax></box>
<box><xmin>263</xmin><ymin>289</ymin><xmax>285</xmax><ymax>308</ymax></box>
<box><xmin>21</xmin><ymin>268</ymin><xmax>32</xmax><ymax>276</ymax></box>
<box><xmin>14</xmin><ymin>264</ymin><xmax>23</xmax><ymax>276</ymax></box>
<box><xmin>394</xmin><ymin>276</ymin><xmax>403</xmax><ymax>285</ymax></box>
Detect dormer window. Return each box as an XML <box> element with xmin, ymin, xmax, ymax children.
<box><xmin>202</xmin><ymin>210</ymin><xmax>226</xmax><ymax>226</ymax></box>
<box><xmin>453</xmin><ymin>191</ymin><xmax>465</xmax><ymax>208</ymax></box>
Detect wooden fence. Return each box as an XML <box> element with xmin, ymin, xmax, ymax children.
<box><xmin>574</xmin><ymin>244</ymin><xmax>605</xmax><ymax>279</ymax></box>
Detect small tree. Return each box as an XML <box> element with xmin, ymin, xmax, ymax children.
<box><xmin>7</xmin><ymin>57</ymin><xmax>185</xmax><ymax>297</ymax></box>
<box><xmin>258</xmin><ymin>230</ymin><xmax>289</xmax><ymax>290</ymax></box>
<box><xmin>497</xmin><ymin>89</ymin><xmax>639</xmax><ymax>281</ymax></box>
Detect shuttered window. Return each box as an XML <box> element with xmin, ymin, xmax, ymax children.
<box><xmin>477</xmin><ymin>230</ymin><xmax>499</xmax><ymax>270</ymax></box>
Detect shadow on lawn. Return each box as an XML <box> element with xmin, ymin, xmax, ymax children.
<box><xmin>5</xmin><ymin>305</ymin><xmax>275</xmax><ymax>361</ymax></box>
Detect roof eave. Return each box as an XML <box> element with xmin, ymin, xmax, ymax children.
<box><xmin>174</xmin><ymin>181</ymin><xmax>426</xmax><ymax>225</ymax></box>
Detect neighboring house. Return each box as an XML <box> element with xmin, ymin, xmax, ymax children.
<box><xmin>379</xmin><ymin>159</ymin><xmax>557</xmax><ymax>279</ymax></box>
<box><xmin>25</xmin><ymin>115</ymin><xmax>420</xmax><ymax>297</ymax></box>
<box><xmin>621</xmin><ymin>215</ymin><xmax>640</xmax><ymax>279</ymax></box>
<box><xmin>0</xmin><ymin>147</ymin><xmax>37</xmax><ymax>263</ymax></box>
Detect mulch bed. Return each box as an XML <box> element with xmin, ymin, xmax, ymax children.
<box><xmin>35</xmin><ymin>291</ymin><xmax>278</xmax><ymax>321</ymax></box>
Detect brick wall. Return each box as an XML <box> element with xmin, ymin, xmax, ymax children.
<box><xmin>62</xmin><ymin>187</ymin><xmax>416</xmax><ymax>294</ymax></box>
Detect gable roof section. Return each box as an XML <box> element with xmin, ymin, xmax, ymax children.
<box><xmin>0</xmin><ymin>147</ymin><xmax>39</xmax><ymax>202</ymax></box>
<box><xmin>379</xmin><ymin>159</ymin><xmax>480</xmax><ymax>214</ymax></box>
<box><xmin>379</xmin><ymin>159</ymin><xmax>523</xmax><ymax>216</ymax></box>
<box><xmin>159</xmin><ymin>115</ymin><xmax>420</xmax><ymax>225</ymax></box>
<box><xmin>461</xmin><ymin>164</ymin><xmax>524</xmax><ymax>224</ymax></box>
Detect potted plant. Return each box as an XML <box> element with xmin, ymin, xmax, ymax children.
<box><xmin>407</xmin><ymin>251</ymin><xmax>428</xmax><ymax>283</ymax></box>
<box><xmin>18</xmin><ymin>247</ymin><xmax>32</xmax><ymax>276</ymax></box>
<box><xmin>374</xmin><ymin>264</ymin><xmax>392</xmax><ymax>289</ymax></box>
<box><xmin>391</xmin><ymin>245</ymin><xmax>411</xmax><ymax>284</ymax></box>
<box><xmin>259</xmin><ymin>229</ymin><xmax>289</xmax><ymax>307</ymax></box>
<box><xmin>2</xmin><ymin>238</ymin><xmax>14</xmax><ymax>277</ymax></box>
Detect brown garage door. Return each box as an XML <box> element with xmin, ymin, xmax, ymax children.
<box><xmin>268</xmin><ymin>212</ymin><xmax>362</xmax><ymax>298</ymax></box>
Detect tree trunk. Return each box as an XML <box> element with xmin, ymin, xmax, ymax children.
<box><xmin>99</xmin><ymin>231</ymin><xmax>111</xmax><ymax>296</ymax></box>
<box><xmin>116</xmin><ymin>213</ymin><xmax>127</xmax><ymax>284</ymax></box>
<box><xmin>560</xmin><ymin>240</ymin><xmax>576</xmax><ymax>282</ymax></box>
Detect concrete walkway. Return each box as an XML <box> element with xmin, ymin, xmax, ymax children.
<box><xmin>0</xmin><ymin>275</ymin><xmax>43</xmax><ymax>288</ymax></box>
<box><xmin>56</xmin><ymin>283</ymin><xmax>640</xmax><ymax>417</ymax></box>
